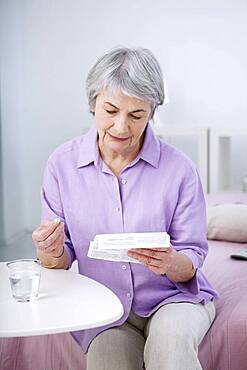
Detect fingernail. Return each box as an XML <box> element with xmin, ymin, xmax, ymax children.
<box><xmin>54</xmin><ymin>218</ymin><xmax>61</xmax><ymax>223</ymax></box>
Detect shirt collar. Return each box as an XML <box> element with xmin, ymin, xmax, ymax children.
<box><xmin>77</xmin><ymin>122</ymin><xmax>160</xmax><ymax>169</ymax></box>
<box><xmin>77</xmin><ymin>124</ymin><xmax>99</xmax><ymax>168</ymax></box>
<box><xmin>137</xmin><ymin>123</ymin><xmax>160</xmax><ymax>168</ymax></box>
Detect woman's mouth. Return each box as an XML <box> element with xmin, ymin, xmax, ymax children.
<box><xmin>108</xmin><ymin>133</ymin><xmax>130</xmax><ymax>142</ymax></box>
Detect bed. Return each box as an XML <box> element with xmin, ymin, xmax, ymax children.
<box><xmin>1</xmin><ymin>192</ymin><xmax>247</xmax><ymax>370</ymax></box>
<box><xmin>199</xmin><ymin>239</ymin><xmax>247</xmax><ymax>370</ymax></box>
<box><xmin>199</xmin><ymin>192</ymin><xmax>247</xmax><ymax>370</ymax></box>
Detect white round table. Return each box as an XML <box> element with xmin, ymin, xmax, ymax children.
<box><xmin>0</xmin><ymin>262</ymin><xmax>124</xmax><ymax>337</ymax></box>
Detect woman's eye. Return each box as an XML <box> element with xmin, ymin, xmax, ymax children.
<box><xmin>130</xmin><ymin>115</ymin><xmax>141</xmax><ymax>120</ymax></box>
<box><xmin>105</xmin><ymin>110</ymin><xmax>117</xmax><ymax>114</ymax></box>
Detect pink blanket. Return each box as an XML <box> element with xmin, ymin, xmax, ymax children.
<box><xmin>0</xmin><ymin>332</ymin><xmax>86</xmax><ymax>370</ymax></box>
<box><xmin>199</xmin><ymin>239</ymin><xmax>247</xmax><ymax>370</ymax></box>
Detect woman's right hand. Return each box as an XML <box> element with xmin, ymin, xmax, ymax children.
<box><xmin>32</xmin><ymin>218</ymin><xmax>65</xmax><ymax>258</ymax></box>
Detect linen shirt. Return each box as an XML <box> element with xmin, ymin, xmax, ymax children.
<box><xmin>41</xmin><ymin>123</ymin><xmax>218</xmax><ymax>353</ymax></box>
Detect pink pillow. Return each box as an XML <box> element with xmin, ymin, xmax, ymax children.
<box><xmin>205</xmin><ymin>191</ymin><xmax>247</xmax><ymax>207</ymax></box>
<box><xmin>207</xmin><ymin>203</ymin><xmax>247</xmax><ymax>242</ymax></box>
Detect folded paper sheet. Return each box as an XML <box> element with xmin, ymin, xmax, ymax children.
<box><xmin>87</xmin><ymin>232</ymin><xmax>170</xmax><ymax>263</ymax></box>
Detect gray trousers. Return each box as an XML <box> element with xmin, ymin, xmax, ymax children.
<box><xmin>86</xmin><ymin>301</ymin><xmax>215</xmax><ymax>370</ymax></box>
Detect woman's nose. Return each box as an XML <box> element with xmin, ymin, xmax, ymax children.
<box><xmin>114</xmin><ymin>115</ymin><xmax>128</xmax><ymax>133</ymax></box>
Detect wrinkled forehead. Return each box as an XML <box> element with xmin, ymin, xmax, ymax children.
<box><xmin>96</xmin><ymin>88</ymin><xmax>152</xmax><ymax>111</ymax></box>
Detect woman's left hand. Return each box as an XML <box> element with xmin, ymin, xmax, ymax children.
<box><xmin>127</xmin><ymin>246</ymin><xmax>196</xmax><ymax>282</ymax></box>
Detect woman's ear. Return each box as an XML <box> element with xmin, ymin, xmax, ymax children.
<box><xmin>149</xmin><ymin>105</ymin><xmax>156</xmax><ymax>121</ymax></box>
<box><xmin>90</xmin><ymin>101</ymin><xmax>96</xmax><ymax>115</ymax></box>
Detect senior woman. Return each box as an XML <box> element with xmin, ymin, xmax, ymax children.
<box><xmin>33</xmin><ymin>47</ymin><xmax>218</xmax><ymax>370</ymax></box>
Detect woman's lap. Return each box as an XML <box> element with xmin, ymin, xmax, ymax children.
<box><xmin>86</xmin><ymin>301</ymin><xmax>215</xmax><ymax>370</ymax></box>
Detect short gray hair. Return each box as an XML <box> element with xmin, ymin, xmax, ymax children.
<box><xmin>86</xmin><ymin>47</ymin><xmax>165</xmax><ymax>116</ymax></box>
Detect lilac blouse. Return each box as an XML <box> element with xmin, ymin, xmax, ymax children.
<box><xmin>41</xmin><ymin>123</ymin><xmax>218</xmax><ymax>352</ymax></box>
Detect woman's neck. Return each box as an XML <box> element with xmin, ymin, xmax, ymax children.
<box><xmin>98</xmin><ymin>142</ymin><xmax>141</xmax><ymax>177</ymax></box>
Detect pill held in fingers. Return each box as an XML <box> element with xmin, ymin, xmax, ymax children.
<box><xmin>54</xmin><ymin>218</ymin><xmax>61</xmax><ymax>224</ymax></box>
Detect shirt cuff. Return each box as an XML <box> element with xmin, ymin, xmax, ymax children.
<box><xmin>172</xmin><ymin>251</ymin><xmax>200</xmax><ymax>295</ymax></box>
<box><xmin>64</xmin><ymin>244</ymin><xmax>75</xmax><ymax>269</ymax></box>
<box><xmin>173</xmin><ymin>270</ymin><xmax>199</xmax><ymax>295</ymax></box>
<box><xmin>178</xmin><ymin>250</ymin><xmax>200</xmax><ymax>269</ymax></box>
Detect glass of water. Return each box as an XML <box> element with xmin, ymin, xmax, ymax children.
<box><xmin>6</xmin><ymin>259</ymin><xmax>41</xmax><ymax>302</ymax></box>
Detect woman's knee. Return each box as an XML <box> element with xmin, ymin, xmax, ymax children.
<box><xmin>87</xmin><ymin>325</ymin><xmax>145</xmax><ymax>370</ymax></box>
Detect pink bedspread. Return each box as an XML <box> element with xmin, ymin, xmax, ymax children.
<box><xmin>199</xmin><ymin>239</ymin><xmax>247</xmax><ymax>370</ymax></box>
<box><xmin>0</xmin><ymin>332</ymin><xmax>86</xmax><ymax>370</ymax></box>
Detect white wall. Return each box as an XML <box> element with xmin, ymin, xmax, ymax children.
<box><xmin>0</xmin><ymin>1</ymin><xmax>26</xmax><ymax>243</ymax></box>
<box><xmin>1</xmin><ymin>0</ymin><xmax>247</xmax><ymax>241</ymax></box>
<box><xmin>0</xmin><ymin>94</ymin><xmax>4</xmax><ymax>244</ymax></box>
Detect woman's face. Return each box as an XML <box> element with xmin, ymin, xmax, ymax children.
<box><xmin>92</xmin><ymin>89</ymin><xmax>152</xmax><ymax>158</ymax></box>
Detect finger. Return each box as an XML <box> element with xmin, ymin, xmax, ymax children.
<box><xmin>148</xmin><ymin>247</ymin><xmax>170</xmax><ymax>252</ymax></box>
<box><xmin>37</xmin><ymin>225</ymin><xmax>64</xmax><ymax>251</ymax></box>
<box><xmin>43</xmin><ymin>235</ymin><xmax>64</xmax><ymax>253</ymax></box>
<box><xmin>38</xmin><ymin>234</ymin><xmax>64</xmax><ymax>255</ymax></box>
<box><xmin>128</xmin><ymin>251</ymin><xmax>157</xmax><ymax>265</ymax></box>
<box><xmin>41</xmin><ymin>233</ymin><xmax>64</xmax><ymax>255</ymax></box>
<box><xmin>127</xmin><ymin>250</ymin><xmax>145</xmax><ymax>263</ymax></box>
<box><xmin>130</xmin><ymin>247</ymin><xmax>169</xmax><ymax>254</ymax></box>
<box><xmin>33</xmin><ymin>218</ymin><xmax>62</xmax><ymax>242</ymax></box>
<box><xmin>37</xmin><ymin>223</ymin><xmax>64</xmax><ymax>251</ymax></box>
<box><xmin>145</xmin><ymin>257</ymin><xmax>162</xmax><ymax>268</ymax></box>
<box><xmin>140</xmin><ymin>247</ymin><xmax>172</xmax><ymax>255</ymax></box>
<box><xmin>128</xmin><ymin>249</ymin><xmax>161</xmax><ymax>261</ymax></box>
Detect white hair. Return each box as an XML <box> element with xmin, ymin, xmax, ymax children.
<box><xmin>86</xmin><ymin>47</ymin><xmax>165</xmax><ymax>117</ymax></box>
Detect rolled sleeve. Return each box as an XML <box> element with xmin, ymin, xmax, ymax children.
<box><xmin>173</xmin><ymin>272</ymin><xmax>200</xmax><ymax>295</ymax></box>
<box><xmin>168</xmin><ymin>165</ymin><xmax>208</xmax><ymax>295</ymax></box>
<box><xmin>169</xmin><ymin>165</ymin><xmax>208</xmax><ymax>266</ymax></box>
<box><xmin>178</xmin><ymin>249</ymin><xmax>201</xmax><ymax>270</ymax></box>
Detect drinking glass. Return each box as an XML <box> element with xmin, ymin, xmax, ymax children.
<box><xmin>6</xmin><ymin>259</ymin><xmax>41</xmax><ymax>302</ymax></box>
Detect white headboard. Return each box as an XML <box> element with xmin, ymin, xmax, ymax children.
<box><xmin>153</xmin><ymin>125</ymin><xmax>247</xmax><ymax>194</ymax></box>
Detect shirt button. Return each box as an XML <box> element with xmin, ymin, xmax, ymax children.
<box><xmin>122</xmin><ymin>265</ymin><xmax>127</xmax><ymax>270</ymax></box>
<box><xmin>126</xmin><ymin>292</ymin><xmax>131</xmax><ymax>298</ymax></box>
<box><xmin>121</xmin><ymin>179</ymin><xmax>127</xmax><ymax>185</ymax></box>
<box><xmin>116</xmin><ymin>207</ymin><xmax>120</xmax><ymax>212</ymax></box>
